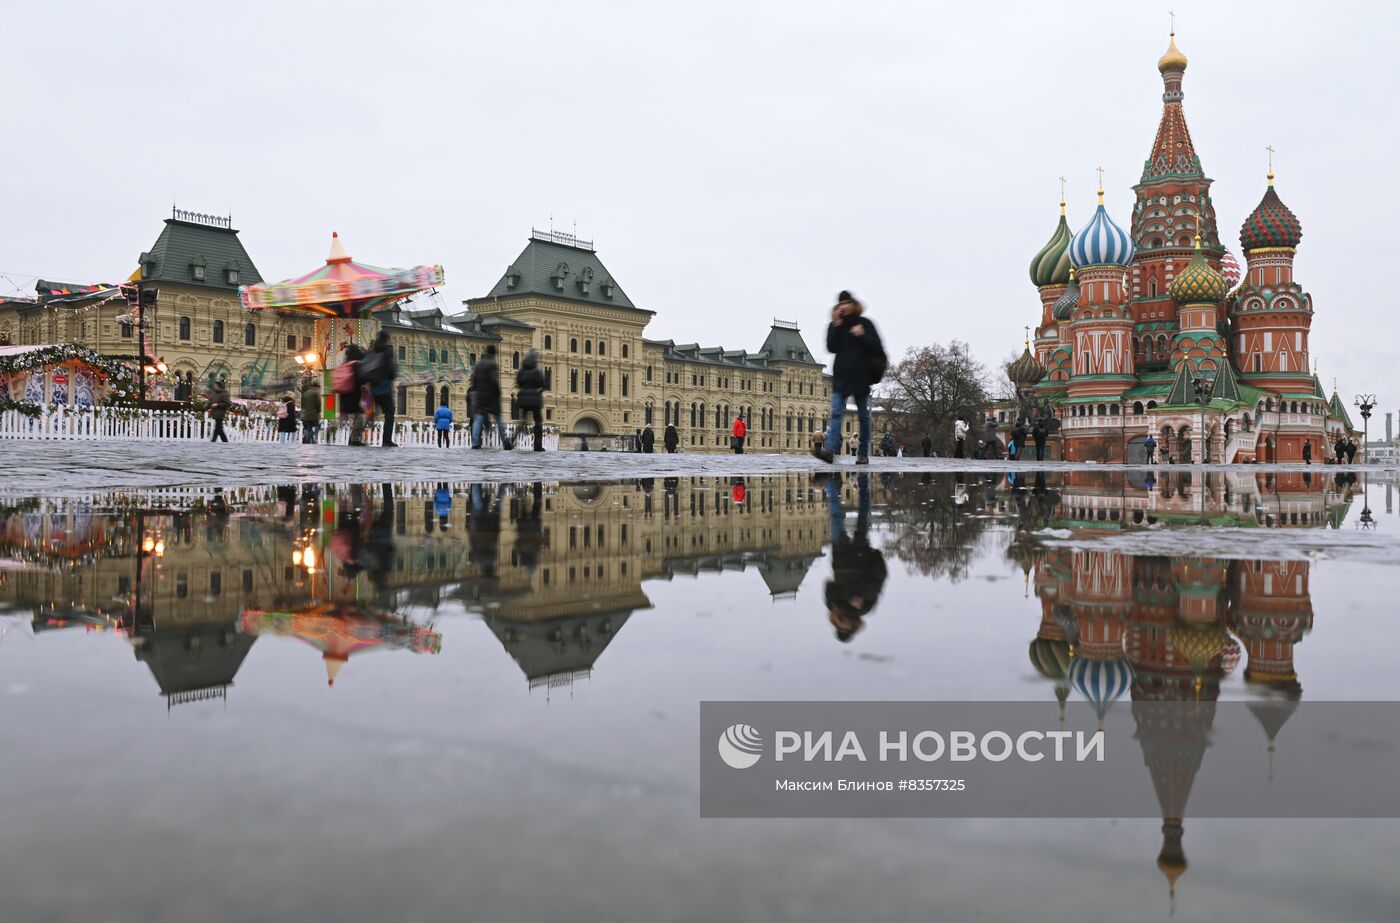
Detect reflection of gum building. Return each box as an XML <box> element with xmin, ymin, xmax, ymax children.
<box><xmin>1</xmin><ymin>474</ymin><xmax>831</xmax><ymax>694</ymax></box>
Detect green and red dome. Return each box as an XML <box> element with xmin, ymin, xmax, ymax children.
<box><xmin>1240</xmin><ymin>177</ymin><xmax>1302</xmax><ymax>252</ymax></box>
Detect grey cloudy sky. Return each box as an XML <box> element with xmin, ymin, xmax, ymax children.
<box><xmin>4</xmin><ymin>1</ymin><xmax>1396</xmax><ymax>426</ymax></box>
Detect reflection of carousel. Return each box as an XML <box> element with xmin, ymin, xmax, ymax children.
<box><xmin>239</xmin><ymin>604</ymin><xmax>441</xmax><ymax>686</ymax></box>
<box><xmin>238</xmin><ymin>233</ymin><xmax>443</xmax><ymax>420</ymax></box>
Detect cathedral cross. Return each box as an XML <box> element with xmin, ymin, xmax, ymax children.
<box><xmin>1266</xmin><ymin>145</ymin><xmax>1275</xmax><ymax>172</ymax></box>
<box><xmin>1169</xmin><ymin>10</ymin><xmax>1176</xmax><ymax>34</ymax></box>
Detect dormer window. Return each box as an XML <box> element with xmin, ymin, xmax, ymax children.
<box><xmin>601</xmin><ymin>277</ymin><xmax>615</xmax><ymax>299</ymax></box>
<box><xmin>578</xmin><ymin>267</ymin><xmax>594</xmax><ymax>295</ymax></box>
<box><xmin>505</xmin><ymin>266</ymin><xmax>520</xmax><ymax>289</ymax></box>
<box><xmin>551</xmin><ymin>262</ymin><xmax>569</xmax><ymax>291</ymax></box>
<box><xmin>191</xmin><ymin>255</ymin><xmax>207</xmax><ymax>282</ymax></box>
<box><xmin>225</xmin><ymin>263</ymin><xmax>240</xmax><ymax>285</ymax></box>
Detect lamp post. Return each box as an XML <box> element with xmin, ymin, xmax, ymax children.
<box><xmin>1191</xmin><ymin>374</ymin><xmax>1212</xmax><ymax>464</ymax></box>
<box><xmin>1354</xmin><ymin>394</ymin><xmax>1375</xmax><ymax>465</ymax></box>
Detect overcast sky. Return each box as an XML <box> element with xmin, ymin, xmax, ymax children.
<box><xmin>4</xmin><ymin>1</ymin><xmax>1396</xmax><ymax>429</ymax></box>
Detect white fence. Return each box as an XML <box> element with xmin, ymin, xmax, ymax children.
<box><xmin>0</xmin><ymin>406</ymin><xmax>559</xmax><ymax>451</ymax></box>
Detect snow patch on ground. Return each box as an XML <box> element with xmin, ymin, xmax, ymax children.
<box><xmin>1038</xmin><ymin>526</ymin><xmax>1400</xmax><ymax>565</ymax></box>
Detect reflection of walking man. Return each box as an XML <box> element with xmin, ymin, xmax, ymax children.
<box><xmin>821</xmin><ymin>473</ymin><xmax>887</xmax><ymax>643</ymax></box>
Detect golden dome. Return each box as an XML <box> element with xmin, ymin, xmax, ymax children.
<box><xmin>1158</xmin><ymin>32</ymin><xmax>1188</xmax><ymax>73</ymax></box>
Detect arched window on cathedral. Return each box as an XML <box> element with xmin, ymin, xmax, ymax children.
<box><xmin>1132</xmin><ymin>401</ymin><xmax>1144</xmax><ymax>415</ymax></box>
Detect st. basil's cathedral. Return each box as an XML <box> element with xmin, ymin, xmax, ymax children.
<box><xmin>1016</xmin><ymin>31</ymin><xmax>1359</xmax><ymax>463</ymax></box>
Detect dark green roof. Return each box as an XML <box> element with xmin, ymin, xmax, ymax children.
<box><xmin>758</xmin><ymin>323</ymin><xmax>821</xmax><ymax>365</ymax></box>
<box><xmin>1164</xmin><ymin>361</ymin><xmax>1198</xmax><ymax>406</ymax></box>
<box><xmin>1209</xmin><ymin>360</ymin><xmax>1243</xmax><ymax>403</ymax></box>
<box><xmin>1328</xmin><ymin>392</ymin><xmax>1356</xmax><ymax>429</ymax></box>
<box><xmin>471</xmin><ymin>233</ymin><xmax>652</xmax><ymax>314</ymax></box>
<box><xmin>138</xmin><ymin>214</ymin><xmax>263</xmax><ymax>292</ymax></box>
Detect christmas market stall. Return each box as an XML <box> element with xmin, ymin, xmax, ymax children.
<box><xmin>0</xmin><ymin>344</ymin><xmax>139</xmax><ymax>412</ymax></box>
<box><xmin>238</xmin><ymin>234</ymin><xmax>443</xmax><ymax>421</ymax></box>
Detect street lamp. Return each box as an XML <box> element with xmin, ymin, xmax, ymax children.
<box><xmin>1192</xmin><ymin>374</ymin><xmax>1213</xmax><ymax>464</ymax></box>
<box><xmin>1354</xmin><ymin>394</ymin><xmax>1375</xmax><ymax>465</ymax></box>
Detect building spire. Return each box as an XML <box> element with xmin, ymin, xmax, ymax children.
<box><xmin>1059</xmin><ymin>175</ymin><xmax>1067</xmax><ymax>215</ymax></box>
<box><xmin>1096</xmin><ymin>166</ymin><xmax>1105</xmax><ymax>204</ymax></box>
<box><xmin>1266</xmin><ymin>145</ymin><xmax>1276</xmax><ymax>186</ymax></box>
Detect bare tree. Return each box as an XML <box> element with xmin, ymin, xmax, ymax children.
<box><xmin>881</xmin><ymin>340</ymin><xmax>990</xmax><ymax>455</ymax></box>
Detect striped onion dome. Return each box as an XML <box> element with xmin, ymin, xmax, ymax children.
<box><xmin>1053</xmin><ymin>269</ymin><xmax>1080</xmax><ymax>320</ymax></box>
<box><xmin>1069</xmin><ymin>195</ymin><xmax>1137</xmax><ymax>269</ymax></box>
<box><xmin>1029</xmin><ymin>207</ymin><xmax>1073</xmax><ymax>287</ymax></box>
<box><xmin>1069</xmin><ymin>656</ymin><xmax>1135</xmax><ymax>723</ymax></box>
<box><xmin>1240</xmin><ymin>174</ymin><xmax>1302</xmax><ymax>251</ymax></box>
<box><xmin>1219</xmin><ymin>247</ymin><xmax>1242</xmax><ymax>291</ymax></box>
<box><xmin>1029</xmin><ymin>638</ymin><xmax>1073</xmax><ymax>679</ymax></box>
<box><xmin>1168</xmin><ymin>237</ymin><xmax>1228</xmax><ymax>304</ymax></box>
<box><xmin>1220</xmin><ymin>638</ymin><xmax>1242</xmax><ymax>676</ymax></box>
<box><xmin>1008</xmin><ymin>346</ymin><xmax>1047</xmax><ymax>388</ymax></box>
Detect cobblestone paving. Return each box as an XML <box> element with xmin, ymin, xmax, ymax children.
<box><xmin>4</xmin><ymin>439</ymin><xmax>1394</xmax><ymax>495</ymax></box>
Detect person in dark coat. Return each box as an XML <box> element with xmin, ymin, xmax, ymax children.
<box><xmin>469</xmin><ymin>344</ymin><xmax>511</xmax><ymax>450</ymax></box>
<box><xmin>920</xmin><ymin>434</ymin><xmax>932</xmax><ymax>457</ymax></box>
<box><xmin>1302</xmin><ymin>440</ymin><xmax>1313</xmax><ymax>465</ymax></box>
<box><xmin>663</xmin><ymin>423</ymin><xmax>679</xmax><ymax>453</ymax></box>
<box><xmin>514</xmin><ymin>349</ymin><xmax>546</xmax><ymax>451</ymax></box>
<box><xmin>300</xmin><ymin>377</ymin><xmax>322</xmax><ymax>444</ymax></box>
<box><xmin>814</xmin><ymin>290</ymin><xmax>885</xmax><ymax>465</ymax></box>
<box><xmin>821</xmin><ymin>473</ymin><xmax>886</xmax><ymax>642</ymax></box>
<box><xmin>365</xmin><ymin>332</ymin><xmax>399</xmax><ymax>447</ymax></box>
<box><xmin>276</xmin><ymin>393</ymin><xmax>299</xmax><ymax>442</ymax></box>
<box><xmin>1345</xmin><ymin>439</ymin><xmax>1357</xmax><ymax>464</ymax></box>
<box><xmin>1334</xmin><ymin>437</ymin><xmax>1346</xmax><ymax>464</ymax></box>
<box><xmin>207</xmin><ymin>381</ymin><xmax>231</xmax><ymax>443</ymax></box>
<box><xmin>1031</xmin><ymin>421</ymin><xmax>1048</xmax><ymax>461</ymax></box>
<box><xmin>1010</xmin><ymin>420</ymin><xmax>1028</xmax><ymax>462</ymax></box>
<box><xmin>337</xmin><ymin>342</ymin><xmax>367</xmax><ymax>445</ymax></box>
<box><xmin>978</xmin><ymin>416</ymin><xmax>999</xmax><ymax>459</ymax></box>
<box><xmin>641</xmin><ymin>426</ymin><xmax>655</xmax><ymax>453</ymax></box>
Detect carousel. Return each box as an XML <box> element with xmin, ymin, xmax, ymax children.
<box><xmin>238</xmin><ymin>233</ymin><xmax>443</xmax><ymax>421</ymax></box>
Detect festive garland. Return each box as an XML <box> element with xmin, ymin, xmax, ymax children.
<box><xmin>0</xmin><ymin>344</ymin><xmax>140</xmax><ymax>404</ymax></box>
<box><xmin>0</xmin><ymin>398</ymin><xmax>42</xmax><ymax>417</ymax></box>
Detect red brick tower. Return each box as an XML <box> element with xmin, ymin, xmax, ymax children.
<box><xmin>1166</xmin><ymin>236</ymin><xmax>1229</xmax><ymax>374</ymax></box>
<box><xmin>1129</xmin><ymin>31</ymin><xmax>1224</xmax><ymax>366</ymax></box>
<box><xmin>1067</xmin><ymin>182</ymin><xmax>1137</xmax><ymax>400</ymax></box>
<box><xmin>1234</xmin><ymin>168</ymin><xmax>1311</xmax><ymax>391</ymax></box>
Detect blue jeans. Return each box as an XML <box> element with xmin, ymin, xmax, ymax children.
<box><xmin>471</xmin><ymin>411</ymin><xmax>509</xmax><ymax>448</ymax></box>
<box><xmin>825</xmin><ymin>474</ymin><xmax>872</xmax><ymax>542</ymax></box>
<box><xmin>823</xmin><ymin>390</ymin><xmax>871</xmax><ymax>456</ymax></box>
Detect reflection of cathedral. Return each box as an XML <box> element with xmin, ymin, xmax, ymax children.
<box><xmin>1027</xmin><ymin>528</ymin><xmax>1316</xmax><ymax>908</ymax></box>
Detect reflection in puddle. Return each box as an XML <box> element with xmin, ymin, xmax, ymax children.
<box><xmin>0</xmin><ymin>470</ymin><xmax>1393</xmax><ymax>920</ymax></box>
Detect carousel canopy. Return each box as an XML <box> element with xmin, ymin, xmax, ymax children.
<box><xmin>239</xmin><ymin>232</ymin><xmax>444</xmax><ymax>318</ymax></box>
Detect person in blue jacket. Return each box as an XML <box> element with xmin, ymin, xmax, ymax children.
<box><xmin>434</xmin><ymin>400</ymin><xmax>454</xmax><ymax>447</ymax></box>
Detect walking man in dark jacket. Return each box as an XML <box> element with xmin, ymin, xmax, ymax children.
<box><xmin>641</xmin><ymin>426</ymin><xmax>655</xmax><ymax>453</ymax></box>
<box><xmin>208</xmin><ymin>381</ymin><xmax>231</xmax><ymax>442</ymax></box>
<box><xmin>338</xmin><ymin>342</ymin><xmax>368</xmax><ymax>446</ymax></box>
<box><xmin>470</xmin><ymin>345</ymin><xmax>513</xmax><ymax>449</ymax></box>
<box><xmin>663</xmin><ymin>423</ymin><xmax>679</xmax><ymax>453</ymax></box>
<box><xmin>363</xmin><ymin>331</ymin><xmax>399</xmax><ymax>447</ymax></box>
<box><xmin>1032</xmin><ymin>421</ymin><xmax>1048</xmax><ymax>461</ymax></box>
<box><xmin>920</xmin><ymin>434</ymin><xmax>932</xmax><ymax>457</ymax></box>
<box><xmin>979</xmin><ymin>416</ymin><xmax>998</xmax><ymax>459</ymax></box>
<box><xmin>514</xmin><ymin>349</ymin><xmax>546</xmax><ymax>451</ymax></box>
<box><xmin>300</xmin><ymin>377</ymin><xmax>322</xmax><ymax>444</ymax></box>
<box><xmin>814</xmin><ymin>290</ymin><xmax>885</xmax><ymax>465</ymax></box>
<box><xmin>1010</xmin><ymin>420</ymin><xmax>1028</xmax><ymax>462</ymax></box>
<box><xmin>821</xmin><ymin>473</ymin><xmax>886</xmax><ymax>643</ymax></box>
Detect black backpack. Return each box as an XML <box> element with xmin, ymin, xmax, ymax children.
<box><xmin>358</xmin><ymin>349</ymin><xmax>391</xmax><ymax>385</ymax></box>
<box><xmin>866</xmin><ymin>341</ymin><xmax>888</xmax><ymax>385</ymax></box>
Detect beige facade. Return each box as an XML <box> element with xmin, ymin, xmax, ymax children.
<box><xmin>0</xmin><ymin>222</ymin><xmax>833</xmax><ymax>449</ymax></box>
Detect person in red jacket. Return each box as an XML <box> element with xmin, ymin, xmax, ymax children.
<box><xmin>731</xmin><ymin>415</ymin><xmax>747</xmax><ymax>454</ymax></box>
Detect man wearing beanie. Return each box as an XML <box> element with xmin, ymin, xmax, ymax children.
<box><xmin>814</xmin><ymin>290</ymin><xmax>886</xmax><ymax>465</ymax></box>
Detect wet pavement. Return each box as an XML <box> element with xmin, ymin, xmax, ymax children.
<box><xmin>1</xmin><ymin>470</ymin><xmax>1396</xmax><ymax>922</ymax></box>
<box><xmin>3</xmin><ymin>438</ymin><xmax>1394</xmax><ymax>495</ymax></box>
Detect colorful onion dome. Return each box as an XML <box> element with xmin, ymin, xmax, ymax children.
<box><xmin>1069</xmin><ymin>656</ymin><xmax>1135</xmax><ymax>724</ymax></box>
<box><xmin>1029</xmin><ymin>637</ymin><xmax>1073</xmax><ymax>679</ymax></box>
<box><xmin>1168</xmin><ymin>236</ymin><xmax>1228</xmax><ymax>304</ymax></box>
<box><xmin>1053</xmin><ymin>269</ymin><xmax>1080</xmax><ymax>320</ymax></box>
<box><xmin>1029</xmin><ymin>203</ymin><xmax>1073</xmax><ymax>287</ymax></box>
<box><xmin>1220</xmin><ymin>638</ymin><xmax>1242</xmax><ymax>676</ymax></box>
<box><xmin>1219</xmin><ymin>247</ymin><xmax>1242</xmax><ymax>290</ymax></box>
<box><xmin>1070</xmin><ymin>190</ymin><xmax>1137</xmax><ymax>269</ymax></box>
<box><xmin>1158</xmin><ymin>32</ymin><xmax>1188</xmax><ymax>73</ymax></box>
<box><xmin>1240</xmin><ymin>173</ymin><xmax>1303</xmax><ymax>251</ymax></box>
<box><xmin>1169</xmin><ymin>621</ymin><xmax>1232</xmax><ymax>674</ymax></box>
<box><xmin>1008</xmin><ymin>344</ymin><xmax>1047</xmax><ymax>388</ymax></box>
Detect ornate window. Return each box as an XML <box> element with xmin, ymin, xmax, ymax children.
<box><xmin>245</xmin><ymin>323</ymin><xmax>256</xmax><ymax>346</ymax></box>
<box><xmin>212</xmin><ymin>320</ymin><xmax>224</xmax><ymax>344</ymax></box>
<box><xmin>178</xmin><ymin>316</ymin><xmax>191</xmax><ymax>340</ymax></box>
